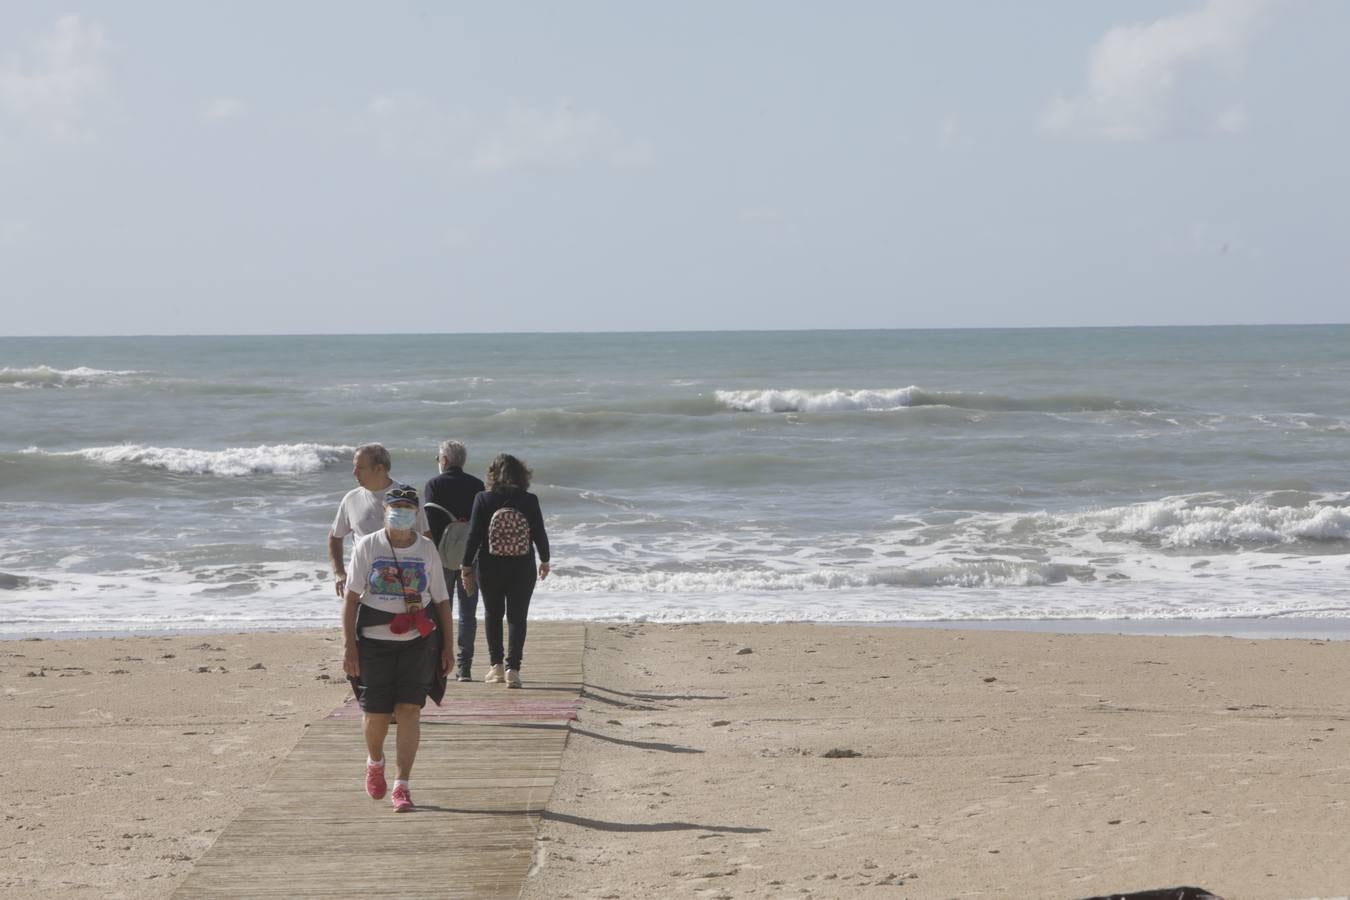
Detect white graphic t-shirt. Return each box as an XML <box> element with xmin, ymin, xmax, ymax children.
<box><xmin>347</xmin><ymin>530</ymin><xmax>449</xmax><ymax>641</ymax></box>
<box><xmin>330</xmin><ymin>481</ymin><xmax>430</xmax><ymax>541</ymax></box>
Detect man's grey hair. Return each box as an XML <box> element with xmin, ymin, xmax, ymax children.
<box><xmin>439</xmin><ymin>440</ymin><xmax>467</xmax><ymax>469</ymax></box>
<box><xmin>355</xmin><ymin>443</ymin><xmax>391</xmax><ymax>471</ymax></box>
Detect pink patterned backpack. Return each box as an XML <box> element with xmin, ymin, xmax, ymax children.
<box><xmin>487</xmin><ymin>504</ymin><xmax>532</xmax><ymax>556</ymax></box>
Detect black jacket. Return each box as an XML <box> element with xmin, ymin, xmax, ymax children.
<box><xmin>422</xmin><ymin>468</ymin><xmax>486</xmax><ymax>545</ymax></box>
<box><xmin>462</xmin><ymin>488</ymin><xmax>550</xmax><ymax>567</ymax></box>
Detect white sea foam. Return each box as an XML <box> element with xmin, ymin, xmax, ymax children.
<box><xmin>714</xmin><ymin>386</ymin><xmax>1153</xmax><ymax>414</ymax></box>
<box><xmin>889</xmin><ymin>495</ymin><xmax>1350</xmax><ymax>550</ymax></box>
<box><xmin>545</xmin><ymin>560</ymin><xmax>1082</xmax><ymax>594</ymax></box>
<box><xmin>716</xmin><ymin>387</ymin><xmax>922</xmax><ymax>413</ymax></box>
<box><xmin>24</xmin><ymin>443</ymin><xmax>353</xmax><ymax>477</ymax></box>
<box><xmin>1074</xmin><ymin>497</ymin><xmax>1350</xmax><ymax>547</ymax></box>
<box><xmin>5</xmin><ymin>556</ymin><xmax>1348</xmax><ymax>637</ymax></box>
<box><xmin>0</xmin><ymin>365</ymin><xmax>143</xmax><ymax>388</ymax></box>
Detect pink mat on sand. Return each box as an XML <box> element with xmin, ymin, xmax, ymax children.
<box><xmin>326</xmin><ymin>696</ymin><xmax>581</xmax><ymax>721</ymax></box>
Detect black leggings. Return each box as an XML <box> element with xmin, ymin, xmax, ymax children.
<box><xmin>478</xmin><ymin>559</ymin><xmax>537</xmax><ymax>671</ymax></box>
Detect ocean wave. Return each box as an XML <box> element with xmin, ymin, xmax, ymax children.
<box><xmin>714</xmin><ymin>387</ymin><xmax>1151</xmax><ymax>414</ymax></box>
<box><xmin>0</xmin><ymin>365</ymin><xmax>144</xmax><ymax>388</ymax></box>
<box><xmin>156</xmin><ymin>379</ymin><xmax>298</xmax><ymax>397</ymax></box>
<box><xmin>1079</xmin><ymin>497</ymin><xmax>1350</xmax><ymax>547</ymax></box>
<box><xmin>547</xmin><ymin>559</ymin><xmax>1093</xmax><ymax>593</ymax></box>
<box><xmin>905</xmin><ymin>493</ymin><xmax>1350</xmax><ymax>552</ymax></box>
<box><xmin>22</xmin><ymin>443</ymin><xmax>353</xmax><ymax>477</ymax></box>
<box><xmin>456</xmin><ymin>398</ymin><xmax>724</xmax><ymax>434</ymax></box>
<box><xmin>715</xmin><ymin>387</ymin><xmax>923</xmax><ymax>413</ymax></box>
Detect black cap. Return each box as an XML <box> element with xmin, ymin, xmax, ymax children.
<box><xmin>384</xmin><ymin>483</ymin><xmax>419</xmax><ymax>506</ymax></box>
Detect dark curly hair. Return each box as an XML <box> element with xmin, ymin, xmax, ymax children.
<box><xmin>486</xmin><ymin>453</ymin><xmax>532</xmax><ymax>492</ymax></box>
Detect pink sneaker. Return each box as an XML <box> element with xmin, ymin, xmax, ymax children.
<box><xmin>365</xmin><ymin>760</ymin><xmax>387</xmax><ymax>800</ymax></box>
<box><xmin>391</xmin><ymin>783</ymin><xmax>414</xmax><ymax>813</ymax></box>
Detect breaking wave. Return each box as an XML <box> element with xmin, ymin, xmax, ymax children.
<box><xmin>22</xmin><ymin>443</ymin><xmax>353</xmax><ymax>477</ymax></box>
<box><xmin>714</xmin><ymin>387</ymin><xmax>1152</xmax><ymax>414</ymax></box>
<box><xmin>1077</xmin><ymin>497</ymin><xmax>1350</xmax><ymax>547</ymax></box>
<box><xmin>547</xmin><ymin>560</ymin><xmax>1095</xmax><ymax>594</ymax></box>
<box><xmin>0</xmin><ymin>365</ymin><xmax>144</xmax><ymax>388</ymax></box>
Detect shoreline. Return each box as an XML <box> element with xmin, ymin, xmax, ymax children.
<box><xmin>7</xmin><ymin>614</ymin><xmax>1350</xmax><ymax>643</ymax></box>
<box><xmin>886</xmin><ymin>614</ymin><xmax>1350</xmax><ymax>641</ymax></box>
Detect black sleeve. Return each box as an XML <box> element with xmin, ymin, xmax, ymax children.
<box><xmin>461</xmin><ymin>492</ymin><xmax>489</xmax><ymax>568</ymax></box>
<box><xmin>527</xmin><ymin>493</ymin><xmax>550</xmax><ymax>563</ymax></box>
<box><xmin>423</xmin><ymin>478</ymin><xmax>446</xmax><ymax>544</ymax></box>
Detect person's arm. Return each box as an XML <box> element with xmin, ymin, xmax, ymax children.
<box><xmin>342</xmin><ymin>535</ymin><xmax>375</xmax><ymax>678</ymax></box>
<box><xmin>422</xmin><ymin>479</ymin><xmax>441</xmax><ymax>543</ymax></box>
<box><xmin>528</xmin><ymin>494</ymin><xmax>550</xmax><ymax>578</ymax></box>
<box><xmin>432</xmin><ymin>596</ymin><xmax>454</xmax><ymax>674</ymax></box>
<box><xmin>328</xmin><ymin>535</ymin><xmax>347</xmax><ymax>597</ymax></box>
<box><xmin>342</xmin><ymin>590</ymin><xmax>361</xmax><ymax>678</ymax></box>
<box><xmin>460</xmin><ymin>493</ymin><xmax>488</xmax><ymax>588</ymax></box>
<box><xmin>424</xmin><ymin>556</ymin><xmax>454</xmax><ymax>670</ymax></box>
<box><xmin>329</xmin><ymin>498</ymin><xmax>353</xmax><ymax>597</ymax></box>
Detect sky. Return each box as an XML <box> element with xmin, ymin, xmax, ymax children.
<box><xmin>1</xmin><ymin>1</ymin><xmax>1347</xmax><ymax>336</ymax></box>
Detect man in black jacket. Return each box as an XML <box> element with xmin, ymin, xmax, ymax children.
<box><xmin>423</xmin><ymin>440</ymin><xmax>486</xmax><ymax>682</ymax></box>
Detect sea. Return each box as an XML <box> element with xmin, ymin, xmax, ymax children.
<box><xmin>2</xmin><ymin>326</ymin><xmax>1349</xmax><ymax>639</ymax></box>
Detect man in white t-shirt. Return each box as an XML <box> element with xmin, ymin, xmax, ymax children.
<box><xmin>329</xmin><ymin>443</ymin><xmax>429</xmax><ymax>597</ymax></box>
<box><xmin>342</xmin><ymin>483</ymin><xmax>453</xmax><ymax>813</ymax></box>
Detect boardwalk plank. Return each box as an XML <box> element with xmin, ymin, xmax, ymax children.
<box><xmin>172</xmin><ymin>622</ymin><xmax>584</xmax><ymax>900</ymax></box>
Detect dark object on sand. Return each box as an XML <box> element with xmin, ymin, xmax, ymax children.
<box><xmin>1079</xmin><ymin>888</ymin><xmax>1223</xmax><ymax>900</ymax></box>
<box><xmin>821</xmin><ymin>748</ymin><xmax>862</xmax><ymax>758</ymax></box>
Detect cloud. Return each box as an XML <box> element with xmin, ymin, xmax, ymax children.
<box><xmin>367</xmin><ymin>93</ymin><xmax>468</xmax><ymax>160</ymax></box>
<box><xmin>0</xmin><ymin>220</ymin><xmax>31</xmax><ymax>245</ymax></box>
<box><xmin>738</xmin><ymin>208</ymin><xmax>782</xmax><ymax>224</ymax></box>
<box><xmin>938</xmin><ymin>113</ymin><xmax>964</xmax><ymax>148</ymax></box>
<box><xmin>367</xmin><ymin>96</ymin><xmax>651</xmax><ymax>174</ymax></box>
<box><xmin>201</xmin><ymin>97</ymin><xmax>247</xmax><ymax>123</ymax></box>
<box><xmin>445</xmin><ymin>227</ymin><xmax>477</xmax><ymax>250</ymax></box>
<box><xmin>1215</xmin><ymin>103</ymin><xmax>1247</xmax><ymax>133</ymax></box>
<box><xmin>1042</xmin><ymin>0</ymin><xmax>1269</xmax><ymax>141</ymax></box>
<box><xmin>471</xmin><ymin>101</ymin><xmax>652</xmax><ymax>173</ymax></box>
<box><xmin>1189</xmin><ymin>220</ymin><xmax>1242</xmax><ymax>256</ymax></box>
<box><xmin>0</xmin><ymin>15</ymin><xmax>108</xmax><ymax>141</ymax></box>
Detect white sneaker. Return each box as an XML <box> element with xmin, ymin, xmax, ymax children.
<box><xmin>484</xmin><ymin>663</ymin><xmax>505</xmax><ymax>684</ymax></box>
<box><xmin>505</xmin><ymin>669</ymin><xmax>522</xmax><ymax>689</ymax></box>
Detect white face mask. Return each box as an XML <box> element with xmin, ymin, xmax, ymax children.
<box><xmin>386</xmin><ymin>507</ymin><xmax>417</xmax><ymax>531</ymax></box>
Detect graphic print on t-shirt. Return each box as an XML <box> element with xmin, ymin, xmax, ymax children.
<box><xmin>368</xmin><ymin>556</ymin><xmax>429</xmax><ymax>599</ymax></box>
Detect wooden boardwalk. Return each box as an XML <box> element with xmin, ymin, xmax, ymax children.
<box><xmin>173</xmin><ymin>623</ymin><xmax>585</xmax><ymax>899</ymax></box>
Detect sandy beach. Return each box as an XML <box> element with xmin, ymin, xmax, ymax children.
<box><xmin>4</xmin><ymin>623</ymin><xmax>1350</xmax><ymax>899</ymax></box>
<box><xmin>526</xmin><ymin>624</ymin><xmax>1350</xmax><ymax>899</ymax></box>
<box><xmin>0</xmin><ymin>631</ymin><xmax>342</xmax><ymax>899</ymax></box>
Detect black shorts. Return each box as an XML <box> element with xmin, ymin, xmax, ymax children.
<box><xmin>356</xmin><ymin>635</ymin><xmax>433</xmax><ymax>714</ymax></box>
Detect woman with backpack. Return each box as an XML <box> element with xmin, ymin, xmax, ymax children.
<box><xmin>460</xmin><ymin>453</ymin><xmax>550</xmax><ymax>688</ymax></box>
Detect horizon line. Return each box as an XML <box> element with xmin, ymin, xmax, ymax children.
<box><xmin>3</xmin><ymin>321</ymin><xmax>1349</xmax><ymax>340</ymax></box>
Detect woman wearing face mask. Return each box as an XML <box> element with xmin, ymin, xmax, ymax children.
<box><xmin>342</xmin><ymin>484</ymin><xmax>454</xmax><ymax>813</ymax></box>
